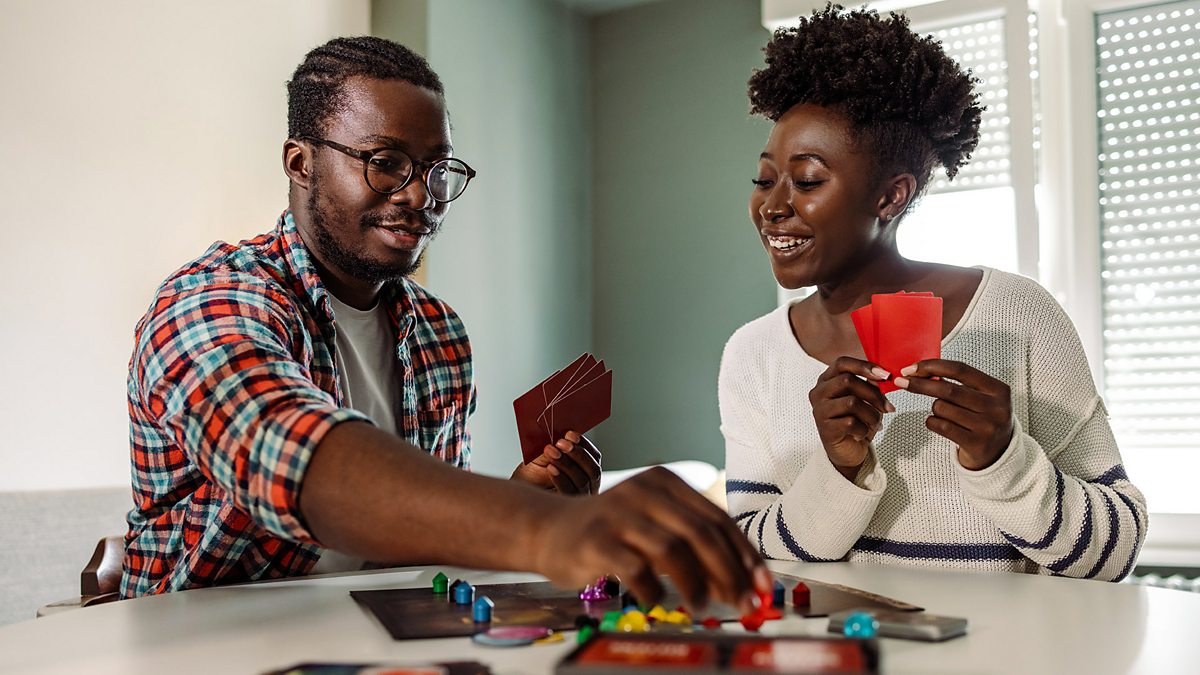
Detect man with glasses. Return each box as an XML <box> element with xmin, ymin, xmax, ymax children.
<box><xmin>122</xmin><ymin>36</ymin><xmax>769</xmax><ymax>613</ymax></box>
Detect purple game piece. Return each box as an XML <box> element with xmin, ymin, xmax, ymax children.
<box><xmin>579</xmin><ymin>576</ymin><xmax>611</xmax><ymax>602</ymax></box>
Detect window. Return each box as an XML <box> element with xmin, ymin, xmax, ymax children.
<box><xmin>1095</xmin><ymin>0</ymin><xmax>1200</xmax><ymax>515</ymax></box>
<box><xmin>764</xmin><ymin>0</ymin><xmax>1200</xmax><ymax>562</ymax></box>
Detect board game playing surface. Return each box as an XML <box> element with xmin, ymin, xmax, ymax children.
<box><xmin>351</xmin><ymin>580</ymin><xmax>741</xmax><ymax>640</ymax></box>
<box><xmin>351</xmin><ymin>576</ymin><xmax>921</xmax><ymax>640</ymax></box>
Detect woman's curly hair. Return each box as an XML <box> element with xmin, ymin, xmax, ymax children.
<box><xmin>748</xmin><ymin>4</ymin><xmax>982</xmax><ymax>192</ymax></box>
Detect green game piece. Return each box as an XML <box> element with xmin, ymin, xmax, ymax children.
<box><xmin>577</xmin><ymin>625</ymin><xmax>595</xmax><ymax>644</ymax></box>
<box><xmin>432</xmin><ymin>572</ymin><xmax>449</xmax><ymax>594</ymax></box>
<box><xmin>599</xmin><ymin>610</ymin><xmax>622</xmax><ymax>632</ymax></box>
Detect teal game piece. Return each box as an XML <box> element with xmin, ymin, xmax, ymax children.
<box><xmin>454</xmin><ymin>581</ymin><xmax>475</xmax><ymax>606</ymax></box>
<box><xmin>473</xmin><ymin>595</ymin><xmax>494</xmax><ymax>623</ymax></box>
<box><xmin>432</xmin><ymin>572</ymin><xmax>448</xmax><ymax>594</ymax></box>
<box><xmin>843</xmin><ymin>611</ymin><xmax>879</xmax><ymax>638</ymax></box>
<box><xmin>772</xmin><ymin>580</ymin><xmax>786</xmax><ymax>607</ymax></box>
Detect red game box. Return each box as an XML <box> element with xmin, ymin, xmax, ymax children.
<box><xmin>555</xmin><ymin>633</ymin><xmax>878</xmax><ymax>674</ymax></box>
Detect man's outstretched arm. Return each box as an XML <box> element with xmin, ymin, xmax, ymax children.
<box><xmin>301</xmin><ymin>420</ymin><xmax>769</xmax><ymax>613</ymax></box>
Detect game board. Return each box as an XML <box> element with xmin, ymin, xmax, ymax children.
<box><xmin>351</xmin><ymin>580</ymin><xmax>740</xmax><ymax>641</ymax></box>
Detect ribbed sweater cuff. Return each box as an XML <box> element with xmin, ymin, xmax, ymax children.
<box><xmin>955</xmin><ymin>417</ymin><xmax>1047</xmax><ymax>503</ymax></box>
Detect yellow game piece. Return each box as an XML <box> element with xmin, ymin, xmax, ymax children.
<box><xmin>665</xmin><ymin>610</ymin><xmax>691</xmax><ymax>625</ymax></box>
<box><xmin>534</xmin><ymin>633</ymin><xmax>565</xmax><ymax>645</ymax></box>
<box><xmin>647</xmin><ymin>605</ymin><xmax>669</xmax><ymax>622</ymax></box>
<box><xmin>616</xmin><ymin>611</ymin><xmax>649</xmax><ymax>632</ymax></box>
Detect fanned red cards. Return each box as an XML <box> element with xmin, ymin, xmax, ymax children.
<box><xmin>513</xmin><ymin>353</ymin><xmax>613</xmax><ymax>464</ymax></box>
<box><xmin>851</xmin><ymin>291</ymin><xmax>942</xmax><ymax>394</ymax></box>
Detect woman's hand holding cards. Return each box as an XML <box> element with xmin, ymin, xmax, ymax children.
<box><xmin>894</xmin><ymin>359</ymin><xmax>1014</xmax><ymax>470</ymax></box>
<box><xmin>810</xmin><ymin>357</ymin><xmax>895</xmax><ymax>481</ymax></box>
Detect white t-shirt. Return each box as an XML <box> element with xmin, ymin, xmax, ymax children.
<box><xmin>311</xmin><ymin>291</ymin><xmax>404</xmax><ymax>574</ymax></box>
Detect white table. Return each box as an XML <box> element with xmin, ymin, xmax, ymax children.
<box><xmin>2</xmin><ymin>561</ymin><xmax>1198</xmax><ymax>674</ymax></box>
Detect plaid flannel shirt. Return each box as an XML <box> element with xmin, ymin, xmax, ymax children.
<box><xmin>122</xmin><ymin>211</ymin><xmax>475</xmax><ymax>597</ymax></box>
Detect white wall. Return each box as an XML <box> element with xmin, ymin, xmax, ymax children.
<box><xmin>0</xmin><ymin>0</ymin><xmax>370</xmax><ymax>491</ymax></box>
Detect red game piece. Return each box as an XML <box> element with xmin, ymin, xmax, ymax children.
<box><xmin>792</xmin><ymin>582</ymin><xmax>811</xmax><ymax>607</ymax></box>
<box><xmin>755</xmin><ymin>590</ymin><xmax>783</xmax><ymax>621</ymax></box>
<box><xmin>740</xmin><ymin>612</ymin><xmax>765</xmax><ymax>632</ymax></box>
<box><xmin>701</xmin><ymin>616</ymin><xmax>721</xmax><ymax>629</ymax></box>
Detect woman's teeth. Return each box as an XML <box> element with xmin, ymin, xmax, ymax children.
<box><xmin>767</xmin><ymin>235</ymin><xmax>807</xmax><ymax>250</ymax></box>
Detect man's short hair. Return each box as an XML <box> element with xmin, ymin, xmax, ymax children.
<box><xmin>287</xmin><ymin>36</ymin><xmax>445</xmax><ymax>140</ymax></box>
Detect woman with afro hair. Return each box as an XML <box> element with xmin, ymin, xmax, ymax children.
<box><xmin>720</xmin><ymin>4</ymin><xmax>1146</xmax><ymax>580</ymax></box>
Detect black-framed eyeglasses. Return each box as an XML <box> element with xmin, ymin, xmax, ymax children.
<box><xmin>302</xmin><ymin>137</ymin><xmax>477</xmax><ymax>203</ymax></box>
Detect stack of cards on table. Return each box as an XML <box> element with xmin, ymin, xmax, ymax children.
<box><xmin>514</xmin><ymin>353</ymin><xmax>613</xmax><ymax>464</ymax></box>
<box><xmin>851</xmin><ymin>292</ymin><xmax>942</xmax><ymax>394</ymax></box>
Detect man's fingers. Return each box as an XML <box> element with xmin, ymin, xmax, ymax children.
<box><xmin>548</xmin><ymin>455</ymin><xmax>592</xmax><ymax>494</ymax></box>
<box><xmin>620</xmin><ymin>513</ymin><xmax>710</xmax><ymax>609</ymax></box>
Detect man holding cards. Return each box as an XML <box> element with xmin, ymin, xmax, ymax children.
<box><xmin>720</xmin><ymin>6</ymin><xmax>1146</xmax><ymax>579</ymax></box>
<box><xmin>123</xmin><ymin>36</ymin><xmax>770</xmax><ymax>611</ymax></box>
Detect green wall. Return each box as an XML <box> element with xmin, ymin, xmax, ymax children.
<box><xmin>589</xmin><ymin>0</ymin><xmax>776</xmax><ymax>469</ymax></box>
<box><xmin>373</xmin><ymin>0</ymin><xmax>593</xmax><ymax>477</ymax></box>
<box><xmin>373</xmin><ymin>0</ymin><xmax>776</xmax><ymax>474</ymax></box>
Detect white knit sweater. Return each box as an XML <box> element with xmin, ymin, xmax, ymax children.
<box><xmin>720</xmin><ymin>268</ymin><xmax>1148</xmax><ymax>580</ymax></box>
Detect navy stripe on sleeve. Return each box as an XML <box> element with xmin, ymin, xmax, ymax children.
<box><xmin>1094</xmin><ymin>465</ymin><xmax>1129</xmax><ymax>486</ymax></box>
<box><xmin>774</xmin><ymin>509</ymin><xmax>841</xmax><ymax>563</ymax></box>
<box><xmin>1002</xmin><ymin>469</ymin><xmax>1065</xmax><ymax>550</ymax></box>
<box><xmin>852</xmin><ymin>535</ymin><xmax>1023</xmax><ymax>561</ymax></box>
<box><xmin>726</xmin><ymin>480</ymin><xmax>783</xmax><ymax>495</ymax></box>
<box><xmin>1048</xmin><ymin>495</ymin><xmax>1094</xmax><ymax>573</ymax></box>
<box><xmin>1084</xmin><ymin>491</ymin><xmax>1120</xmax><ymax>580</ymax></box>
<box><xmin>1112</xmin><ymin>490</ymin><xmax>1144</xmax><ymax>581</ymax></box>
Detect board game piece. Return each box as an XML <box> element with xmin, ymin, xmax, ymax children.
<box><xmin>664</xmin><ymin>610</ymin><xmax>691</xmax><ymax>625</ymax></box>
<box><xmin>431</xmin><ymin>572</ymin><xmax>449</xmax><ymax>594</ymax></box>
<box><xmin>579</xmin><ymin>576</ymin><xmax>610</xmax><ymax>602</ymax></box>
<box><xmin>646</xmin><ymin>605</ymin><xmax>668</xmax><ymax>622</ymax></box>
<box><xmin>472</xmin><ymin>596</ymin><xmax>494</xmax><ymax>623</ymax></box>
<box><xmin>739</xmin><ymin>612</ymin><xmax>764</xmax><ymax>632</ymax></box>
<box><xmin>772</xmin><ymin>573</ymin><xmax>922</xmax><ymax>618</ymax></box>
<box><xmin>772</xmin><ymin>580</ymin><xmax>786</xmax><ymax>607</ymax></box>
<box><xmin>842</xmin><ymin>611</ymin><xmax>879</xmax><ymax>639</ymax></box>
<box><xmin>602</xmin><ymin>578</ymin><xmax>620</xmax><ymax>597</ymax></box>
<box><xmin>700</xmin><ymin>616</ymin><xmax>721</xmax><ymax>629</ymax></box>
<box><xmin>793</xmin><ymin>581</ymin><xmax>811</xmax><ymax>607</ymax></box>
<box><xmin>472</xmin><ymin>625</ymin><xmax>553</xmax><ymax>647</ymax></box>
<box><xmin>454</xmin><ymin>582</ymin><xmax>474</xmax><ymax>606</ymax></box>
<box><xmin>577</xmin><ymin>625</ymin><xmax>595</xmax><ymax>644</ymax></box>
<box><xmin>755</xmin><ymin>589</ymin><xmax>783</xmax><ymax>620</ymax></box>
<box><xmin>619</xmin><ymin>591</ymin><xmax>638</xmax><ymax>609</ymax></box>
<box><xmin>616</xmin><ymin>611</ymin><xmax>649</xmax><ymax>633</ymax></box>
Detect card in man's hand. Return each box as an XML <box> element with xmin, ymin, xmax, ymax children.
<box><xmin>513</xmin><ymin>353</ymin><xmax>612</xmax><ymax>464</ymax></box>
<box><xmin>851</xmin><ymin>292</ymin><xmax>942</xmax><ymax>394</ymax></box>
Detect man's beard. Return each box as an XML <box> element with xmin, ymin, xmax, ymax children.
<box><xmin>307</xmin><ymin>180</ymin><xmax>439</xmax><ymax>284</ymax></box>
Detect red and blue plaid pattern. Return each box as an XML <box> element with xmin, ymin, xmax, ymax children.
<box><xmin>122</xmin><ymin>211</ymin><xmax>475</xmax><ymax>597</ymax></box>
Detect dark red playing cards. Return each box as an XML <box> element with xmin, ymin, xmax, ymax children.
<box><xmin>514</xmin><ymin>353</ymin><xmax>613</xmax><ymax>464</ymax></box>
<box><xmin>851</xmin><ymin>292</ymin><xmax>942</xmax><ymax>394</ymax></box>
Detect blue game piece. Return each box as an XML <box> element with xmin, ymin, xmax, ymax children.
<box><xmin>473</xmin><ymin>595</ymin><xmax>494</xmax><ymax>623</ymax></box>
<box><xmin>772</xmin><ymin>580</ymin><xmax>786</xmax><ymax>607</ymax></box>
<box><xmin>842</xmin><ymin>611</ymin><xmax>879</xmax><ymax>638</ymax></box>
<box><xmin>454</xmin><ymin>581</ymin><xmax>475</xmax><ymax>606</ymax></box>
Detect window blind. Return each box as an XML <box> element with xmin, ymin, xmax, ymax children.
<box><xmin>926</xmin><ymin>15</ymin><xmax>1012</xmax><ymax>194</ymax></box>
<box><xmin>1096</xmin><ymin>0</ymin><xmax>1200</xmax><ymax>456</ymax></box>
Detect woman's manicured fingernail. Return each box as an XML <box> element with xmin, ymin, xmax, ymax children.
<box><xmin>900</xmin><ymin>364</ymin><xmax>917</xmax><ymax>376</ymax></box>
<box><xmin>557</xmin><ymin>439</ymin><xmax>572</xmax><ymax>452</ymax></box>
<box><xmin>894</xmin><ymin>377</ymin><xmax>909</xmax><ymax>389</ymax></box>
<box><xmin>871</xmin><ymin>367</ymin><xmax>890</xmax><ymax>380</ymax></box>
